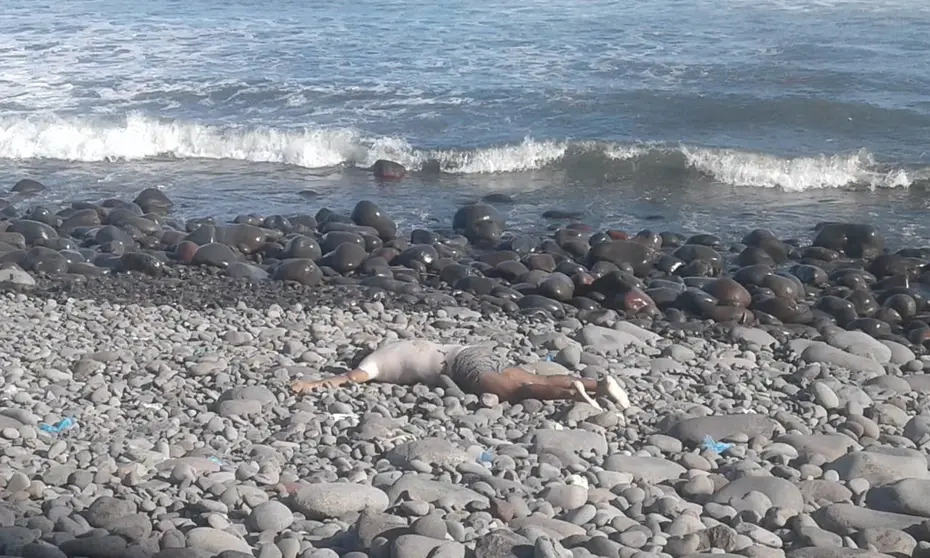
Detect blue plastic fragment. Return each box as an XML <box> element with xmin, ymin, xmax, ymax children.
<box><xmin>701</xmin><ymin>435</ymin><xmax>732</xmax><ymax>454</ymax></box>
<box><xmin>38</xmin><ymin>417</ymin><xmax>76</xmax><ymax>434</ymax></box>
<box><xmin>477</xmin><ymin>451</ymin><xmax>494</xmax><ymax>463</ymax></box>
<box><xmin>545</xmin><ymin>354</ymin><xmax>553</xmax><ymax>362</ymax></box>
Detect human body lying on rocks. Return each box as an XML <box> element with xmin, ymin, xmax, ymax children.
<box><xmin>290</xmin><ymin>339</ymin><xmax>630</xmax><ymax>410</ymax></box>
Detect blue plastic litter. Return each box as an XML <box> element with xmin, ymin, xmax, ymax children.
<box><xmin>545</xmin><ymin>354</ymin><xmax>553</xmax><ymax>362</ymax></box>
<box><xmin>477</xmin><ymin>451</ymin><xmax>494</xmax><ymax>464</ymax></box>
<box><xmin>701</xmin><ymin>435</ymin><xmax>732</xmax><ymax>454</ymax></box>
<box><xmin>39</xmin><ymin>417</ymin><xmax>77</xmax><ymax>434</ymax></box>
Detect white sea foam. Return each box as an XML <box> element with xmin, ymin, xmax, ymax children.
<box><xmin>679</xmin><ymin>146</ymin><xmax>912</xmax><ymax>191</ymax></box>
<box><xmin>0</xmin><ymin>113</ymin><xmax>915</xmax><ymax>192</ymax></box>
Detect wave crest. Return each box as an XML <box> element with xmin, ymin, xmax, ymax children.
<box><xmin>0</xmin><ymin>113</ymin><xmax>917</xmax><ymax>191</ymax></box>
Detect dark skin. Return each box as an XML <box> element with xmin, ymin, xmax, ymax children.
<box><xmin>291</xmin><ymin>365</ymin><xmax>623</xmax><ymax>409</ymax></box>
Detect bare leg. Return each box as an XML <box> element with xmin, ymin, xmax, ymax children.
<box><xmin>500</xmin><ymin>367</ymin><xmax>630</xmax><ymax>409</ymax></box>
<box><xmin>291</xmin><ymin>369</ymin><xmax>371</xmax><ymax>394</ymax></box>
<box><xmin>471</xmin><ymin>369</ymin><xmax>598</xmax><ymax>408</ymax></box>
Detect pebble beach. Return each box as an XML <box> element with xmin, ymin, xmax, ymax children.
<box><xmin>1</xmin><ymin>178</ymin><xmax>930</xmax><ymax>558</ymax></box>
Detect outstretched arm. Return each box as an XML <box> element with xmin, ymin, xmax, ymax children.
<box><xmin>291</xmin><ymin>368</ymin><xmax>372</xmax><ymax>394</ymax></box>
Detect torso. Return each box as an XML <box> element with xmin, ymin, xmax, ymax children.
<box><xmin>356</xmin><ymin>340</ymin><xmax>464</xmax><ymax>384</ymax></box>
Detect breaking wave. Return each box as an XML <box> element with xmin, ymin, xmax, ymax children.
<box><xmin>0</xmin><ymin>113</ymin><xmax>919</xmax><ymax>191</ymax></box>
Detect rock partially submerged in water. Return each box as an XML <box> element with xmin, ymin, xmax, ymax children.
<box><xmin>370</xmin><ymin>159</ymin><xmax>407</xmax><ymax>179</ymax></box>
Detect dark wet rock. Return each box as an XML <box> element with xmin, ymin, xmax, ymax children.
<box><xmin>813</xmin><ymin>222</ymin><xmax>884</xmax><ymax>259</ymax></box>
<box><xmin>452</xmin><ymin>203</ymin><xmax>506</xmax><ymax>248</ymax></box>
<box><xmin>587</xmin><ymin>241</ymin><xmax>654</xmax><ymax>277</ymax></box>
<box><xmin>371</xmin><ymin>159</ymin><xmax>407</xmax><ymax>179</ymax></box>
<box><xmin>25</xmin><ymin>247</ymin><xmax>68</xmax><ymax>275</ymax></box>
<box><xmin>763</xmin><ymin>273</ymin><xmax>803</xmax><ymax>300</ymax></box>
<box><xmin>847</xmin><ymin>317</ymin><xmax>891</xmax><ymax>337</ymax></box>
<box><xmin>322</xmin><ymin>243</ymin><xmax>368</xmax><ymax>274</ymax></box>
<box><xmin>222</xmin><ymin>223</ymin><xmax>268</xmax><ymax>255</ymax></box>
<box><xmin>321</xmin><ymin>231</ymin><xmax>365</xmax><ymax>254</ymax></box>
<box><xmin>673</xmin><ymin>244</ymin><xmax>723</xmax><ymax>273</ymax></box>
<box><xmin>280</xmin><ymin>235</ymin><xmax>322</xmax><ymax>261</ymax></box>
<box><xmin>742</xmin><ymin>229</ymin><xmax>790</xmax><ymax>263</ymax></box>
<box><xmin>59</xmin><ymin>209</ymin><xmax>102</xmax><ymax>235</ymax></box>
<box><xmin>185</xmin><ymin>225</ymin><xmax>218</xmax><ymax>246</ymax></box>
<box><xmin>736</xmin><ymin>246</ymin><xmax>775</xmax><ymax>267</ymax></box>
<box><xmin>393</xmin><ymin>245</ymin><xmax>439</xmax><ymax>271</ymax></box>
<box><xmin>792</xmin><ymin>264</ymin><xmax>829</xmax><ymax>286</ymax></box>
<box><xmin>272</xmin><ymin>259</ymin><xmax>323</xmax><ymax>286</ymax></box>
<box><xmin>542</xmin><ymin>209</ymin><xmax>584</xmax><ymax>220</ymax></box>
<box><xmin>115</xmin><ymin>253</ymin><xmax>165</xmax><ymax>277</ymax></box>
<box><xmin>538</xmin><ymin>273</ymin><xmax>574</xmax><ymax>302</ymax></box>
<box><xmin>883</xmin><ymin>293</ymin><xmax>918</xmax><ymax>319</ymax></box>
<box><xmin>482</xmin><ymin>193</ymin><xmax>515</xmax><ymax>204</ymax></box>
<box><xmin>11</xmin><ymin>178</ymin><xmax>45</xmax><ymax>195</ymax></box>
<box><xmin>704</xmin><ymin>277</ymin><xmax>751</xmax><ymax>307</ymax></box>
<box><xmin>815</xmin><ymin>296</ymin><xmax>858</xmax><ymax>327</ymax></box>
<box><xmin>192</xmin><ymin>243</ymin><xmax>238</xmax><ymax>268</ymax></box>
<box><xmin>9</xmin><ymin>219</ymin><xmax>57</xmax><ymax>245</ymax></box>
<box><xmin>262</xmin><ymin>215</ymin><xmax>293</xmax><ymax>233</ymax></box>
<box><xmin>352</xmin><ymin>200</ymin><xmax>397</xmax><ymax>239</ymax></box>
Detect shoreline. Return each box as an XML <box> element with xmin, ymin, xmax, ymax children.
<box><xmin>0</xmin><ymin>183</ymin><xmax>928</xmax><ymax>558</ymax></box>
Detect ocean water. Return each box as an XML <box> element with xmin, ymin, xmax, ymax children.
<box><xmin>3</xmin><ymin>0</ymin><xmax>930</xmax><ymax>245</ymax></box>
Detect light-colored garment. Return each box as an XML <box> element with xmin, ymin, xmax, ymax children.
<box><xmin>355</xmin><ymin>340</ymin><xmax>502</xmax><ymax>387</ymax></box>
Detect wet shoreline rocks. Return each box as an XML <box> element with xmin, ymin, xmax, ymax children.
<box><xmin>3</xmin><ymin>181</ymin><xmax>930</xmax><ymax>558</ymax></box>
<box><xmin>1</xmin><ymin>183</ymin><xmax>930</xmax><ymax>356</ymax></box>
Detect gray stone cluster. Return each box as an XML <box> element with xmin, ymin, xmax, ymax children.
<box><xmin>0</xmin><ymin>285</ymin><xmax>928</xmax><ymax>558</ymax></box>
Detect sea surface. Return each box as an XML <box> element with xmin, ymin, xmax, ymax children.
<box><xmin>3</xmin><ymin>0</ymin><xmax>930</xmax><ymax>245</ymax></box>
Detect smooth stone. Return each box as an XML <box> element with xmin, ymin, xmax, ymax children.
<box><xmin>385</xmin><ymin>476</ymin><xmax>489</xmax><ymax>509</ymax></box>
<box><xmin>711</xmin><ymin>476</ymin><xmax>804</xmax><ymax>514</ymax></box>
<box><xmin>226</xmin><ymin>262</ymin><xmax>269</xmax><ymax>281</ymax></box>
<box><xmin>665</xmin><ymin>414</ymin><xmax>777</xmax><ymax>446</ymax></box>
<box><xmin>587</xmin><ymin>241</ymin><xmax>655</xmax><ymax>277</ymax></box>
<box><xmin>351</xmin><ymin>200</ymin><xmax>397</xmax><ymax>239</ymax></box>
<box><xmin>272</xmin><ymin>258</ymin><xmax>323</xmax><ymax>286</ymax></box>
<box><xmin>811</xmin><ymin>503</ymin><xmax>924</xmax><ymax>536</ymax></box>
<box><xmin>603</xmin><ymin>455</ymin><xmax>685</xmax><ymax>483</ymax></box>
<box><xmin>799</xmin><ymin>342</ymin><xmax>885</xmax><ymax>378</ymax></box>
<box><xmin>452</xmin><ymin>203</ymin><xmax>505</xmax><ymax>248</ymax></box>
<box><xmin>386</xmin><ymin>438</ymin><xmax>471</xmax><ymax>469</ymax></box>
<box><xmin>322</xmin><ymin>242</ymin><xmax>368</xmax><ymax>274</ymax></box>
<box><xmin>186</xmin><ymin>528</ymin><xmax>252</xmax><ymax>555</ymax></box>
<box><xmin>824</xmin><ymin>449</ymin><xmax>930</xmax><ymax>487</ymax></box>
<box><xmin>824</xmin><ymin>330</ymin><xmax>892</xmax><ymax>363</ymax></box>
<box><xmin>577</xmin><ymin>324</ymin><xmax>645</xmax><ymax>353</ymax></box>
<box><xmin>0</xmin><ymin>265</ymin><xmax>36</xmax><ymax>289</ymax></box>
<box><xmin>532</xmin><ymin>429</ymin><xmax>608</xmax><ymax>455</ymax></box>
<box><xmin>777</xmin><ymin>434</ymin><xmax>856</xmax><ymax>462</ymax></box>
<box><xmin>192</xmin><ymin>243</ymin><xmax>238</xmax><ymax>268</ymax></box>
<box><xmin>291</xmin><ymin>483</ymin><xmax>389</xmax><ymax>519</ymax></box>
<box><xmin>865</xmin><ymin>478</ymin><xmax>930</xmax><ymax>517</ymax></box>
<box><xmin>246</xmin><ymin>501</ymin><xmax>294</xmax><ymax>533</ymax></box>
<box><xmin>133</xmin><ymin>188</ymin><xmax>173</xmax><ymax>214</ymax></box>
<box><xmin>280</xmin><ymin>236</ymin><xmax>322</xmax><ymax>261</ymax></box>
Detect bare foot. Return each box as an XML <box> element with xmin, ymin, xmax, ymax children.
<box><xmin>571</xmin><ymin>380</ymin><xmax>603</xmax><ymax>411</ymax></box>
<box><xmin>597</xmin><ymin>376</ymin><xmax>630</xmax><ymax>410</ymax></box>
